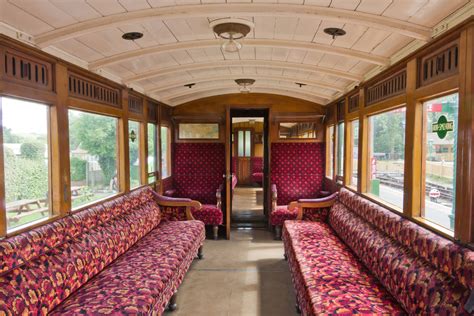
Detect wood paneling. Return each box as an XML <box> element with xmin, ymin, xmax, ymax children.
<box><xmin>68</xmin><ymin>72</ymin><xmax>121</xmax><ymax>108</ymax></box>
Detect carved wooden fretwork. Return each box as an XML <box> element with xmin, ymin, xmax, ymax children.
<box><xmin>348</xmin><ymin>93</ymin><xmax>359</xmax><ymax>113</ymax></box>
<box><xmin>128</xmin><ymin>94</ymin><xmax>144</xmax><ymax>114</ymax></box>
<box><xmin>2</xmin><ymin>48</ymin><xmax>53</xmax><ymax>91</ymax></box>
<box><xmin>366</xmin><ymin>69</ymin><xmax>406</xmax><ymax>106</ymax></box>
<box><xmin>419</xmin><ymin>40</ymin><xmax>458</xmax><ymax>87</ymax></box>
<box><xmin>336</xmin><ymin>99</ymin><xmax>345</xmax><ymax>122</ymax></box>
<box><xmin>68</xmin><ymin>72</ymin><xmax>121</xmax><ymax>108</ymax></box>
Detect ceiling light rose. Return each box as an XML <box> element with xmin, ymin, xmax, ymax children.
<box><xmin>323</xmin><ymin>27</ymin><xmax>346</xmax><ymax>40</ymax></box>
<box><xmin>122</xmin><ymin>32</ymin><xmax>143</xmax><ymax>41</ymax></box>
<box><xmin>235</xmin><ymin>78</ymin><xmax>255</xmax><ymax>93</ymax></box>
<box><xmin>210</xmin><ymin>18</ymin><xmax>254</xmax><ymax>53</ymax></box>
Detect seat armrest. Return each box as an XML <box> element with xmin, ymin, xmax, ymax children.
<box><xmin>163</xmin><ymin>189</ymin><xmax>176</xmax><ymax>197</ymax></box>
<box><xmin>288</xmin><ymin>192</ymin><xmax>339</xmax><ymax>220</ymax></box>
<box><xmin>271</xmin><ymin>184</ymin><xmax>278</xmax><ymax>211</ymax></box>
<box><xmin>151</xmin><ymin>191</ymin><xmax>202</xmax><ymax>220</ymax></box>
<box><xmin>216</xmin><ymin>186</ymin><xmax>222</xmax><ymax>210</ymax></box>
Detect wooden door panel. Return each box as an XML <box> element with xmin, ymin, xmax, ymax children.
<box><xmin>237</xmin><ymin>158</ymin><xmax>251</xmax><ymax>184</ymax></box>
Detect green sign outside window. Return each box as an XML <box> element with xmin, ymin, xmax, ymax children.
<box><xmin>432</xmin><ymin>115</ymin><xmax>454</xmax><ymax>139</ymax></box>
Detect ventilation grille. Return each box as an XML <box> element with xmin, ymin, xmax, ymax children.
<box><xmin>336</xmin><ymin>99</ymin><xmax>345</xmax><ymax>121</ymax></box>
<box><xmin>148</xmin><ymin>101</ymin><xmax>158</xmax><ymax>122</ymax></box>
<box><xmin>420</xmin><ymin>41</ymin><xmax>458</xmax><ymax>86</ymax></box>
<box><xmin>366</xmin><ymin>69</ymin><xmax>406</xmax><ymax>106</ymax></box>
<box><xmin>68</xmin><ymin>72</ymin><xmax>121</xmax><ymax>107</ymax></box>
<box><xmin>348</xmin><ymin>94</ymin><xmax>359</xmax><ymax>113</ymax></box>
<box><xmin>3</xmin><ymin>49</ymin><xmax>53</xmax><ymax>91</ymax></box>
<box><xmin>128</xmin><ymin>95</ymin><xmax>143</xmax><ymax>114</ymax></box>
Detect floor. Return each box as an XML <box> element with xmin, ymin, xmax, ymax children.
<box><xmin>164</xmin><ymin>229</ymin><xmax>297</xmax><ymax>316</ymax></box>
<box><xmin>232</xmin><ymin>187</ymin><xmax>266</xmax><ymax>228</ymax></box>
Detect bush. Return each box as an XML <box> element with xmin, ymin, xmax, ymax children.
<box><xmin>4</xmin><ymin>155</ymin><xmax>48</xmax><ymax>202</ymax></box>
<box><xmin>20</xmin><ymin>142</ymin><xmax>43</xmax><ymax>160</ymax></box>
<box><xmin>71</xmin><ymin>157</ymin><xmax>87</xmax><ymax>182</ymax></box>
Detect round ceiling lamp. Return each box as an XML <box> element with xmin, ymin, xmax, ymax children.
<box><xmin>210</xmin><ymin>18</ymin><xmax>254</xmax><ymax>53</ymax></box>
<box><xmin>122</xmin><ymin>32</ymin><xmax>143</xmax><ymax>41</ymax></box>
<box><xmin>323</xmin><ymin>27</ymin><xmax>346</xmax><ymax>39</ymax></box>
<box><xmin>235</xmin><ymin>78</ymin><xmax>255</xmax><ymax>93</ymax></box>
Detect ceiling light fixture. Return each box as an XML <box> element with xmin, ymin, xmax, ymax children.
<box><xmin>122</xmin><ymin>32</ymin><xmax>143</xmax><ymax>41</ymax></box>
<box><xmin>184</xmin><ymin>83</ymin><xmax>195</xmax><ymax>88</ymax></box>
<box><xmin>296</xmin><ymin>82</ymin><xmax>307</xmax><ymax>88</ymax></box>
<box><xmin>323</xmin><ymin>27</ymin><xmax>346</xmax><ymax>39</ymax></box>
<box><xmin>235</xmin><ymin>78</ymin><xmax>255</xmax><ymax>93</ymax></box>
<box><xmin>210</xmin><ymin>18</ymin><xmax>254</xmax><ymax>53</ymax></box>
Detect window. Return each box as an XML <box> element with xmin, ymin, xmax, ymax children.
<box><xmin>2</xmin><ymin>97</ymin><xmax>51</xmax><ymax>230</ymax></box>
<box><xmin>161</xmin><ymin>126</ymin><xmax>171</xmax><ymax>178</ymax></box>
<box><xmin>350</xmin><ymin>120</ymin><xmax>359</xmax><ymax>187</ymax></box>
<box><xmin>178</xmin><ymin>123</ymin><xmax>219</xmax><ymax>139</ymax></box>
<box><xmin>279</xmin><ymin>122</ymin><xmax>317</xmax><ymax>139</ymax></box>
<box><xmin>147</xmin><ymin>123</ymin><xmax>157</xmax><ymax>184</ymax></box>
<box><xmin>129</xmin><ymin>120</ymin><xmax>140</xmax><ymax>189</ymax></box>
<box><xmin>326</xmin><ymin>125</ymin><xmax>334</xmax><ymax>178</ymax></box>
<box><xmin>336</xmin><ymin>123</ymin><xmax>345</xmax><ymax>178</ymax></box>
<box><xmin>422</xmin><ymin>93</ymin><xmax>458</xmax><ymax>230</ymax></box>
<box><xmin>237</xmin><ymin>129</ymin><xmax>252</xmax><ymax>157</ymax></box>
<box><xmin>368</xmin><ymin>107</ymin><xmax>406</xmax><ymax>210</ymax></box>
<box><xmin>69</xmin><ymin>110</ymin><xmax>118</xmax><ymax>209</ymax></box>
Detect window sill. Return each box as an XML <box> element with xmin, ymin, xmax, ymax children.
<box><xmin>71</xmin><ymin>193</ymin><xmax>122</xmax><ymax>213</ymax></box>
<box><xmin>5</xmin><ymin>214</ymin><xmax>61</xmax><ymax>238</ymax></box>
<box><xmin>412</xmin><ymin>217</ymin><xmax>454</xmax><ymax>238</ymax></box>
<box><xmin>361</xmin><ymin>193</ymin><xmax>404</xmax><ymax>213</ymax></box>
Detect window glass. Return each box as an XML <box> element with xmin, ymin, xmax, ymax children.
<box><xmin>160</xmin><ymin>126</ymin><xmax>171</xmax><ymax>178</ymax></box>
<box><xmin>238</xmin><ymin>130</ymin><xmax>244</xmax><ymax>157</ymax></box>
<box><xmin>368</xmin><ymin>108</ymin><xmax>406</xmax><ymax>210</ymax></box>
<box><xmin>423</xmin><ymin>93</ymin><xmax>458</xmax><ymax>230</ymax></box>
<box><xmin>129</xmin><ymin>121</ymin><xmax>140</xmax><ymax>189</ymax></box>
<box><xmin>245</xmin><ymin>130</ymin><xmax>251</xmax><ymax>157</ymax></box>
<box><xmin>2</xmin><ymin>97</ymin><xmax>50</xmax><ymax>230</ymax></box>
<box><xmin>69</xmin><ymin>110</ymin><xmax>118</xmax><ymax>209</ymax></box>
<box><xmin>351</xmin><ymin>120</ymin><xmax>359</xmax><ymax>187</ymax></box>
<box><xmin>326</xmin><ymin>125</ymin><xmax>334</xmax><ymax>178</ymax></box>
<box><xmin>147</xmin><ymin>123</ymin><xmax>157</xmax><ymax>184</ymax></box>
<box><xmin>279</xmin><ymin>122</ymin><xmax>317</xmax><ymax>139</ymax></box>
<box><xmin>337</xmin><ymin>123</ymin><xmax>345</xmax><ymax>177</ymax></box>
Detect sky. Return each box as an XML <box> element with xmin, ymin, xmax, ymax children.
<box><xmin>1</xmin><ymin>97</ymin><xmax>48</xmax><ymax>136</ymax></box>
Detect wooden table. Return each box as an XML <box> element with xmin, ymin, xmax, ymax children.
<box><xmin>6</xmin><ymin>198</ymin><xmax>49</xmax><ymax>224</ymax></box>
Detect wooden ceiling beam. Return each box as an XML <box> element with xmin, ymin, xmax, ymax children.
<box><xmin>88</xmin><ymin>39</ymin><xmax>389</xmax><ymax>70</ymax></box>
<box><xmin>163</xmin><ymin>87</ymin><xmax>329</xmax><ymax>106</ymax></box>
<box><xmin>34</xmin><ymin>4</ymin><xmax>432</xmax><ymax>47</ymax></box>
<box><xmin>158</xmin><ymin>83</ymin><xmax>332</xmax><ymax>104</ymax></box>
<box><xmin>123</xmin><ymin>60</ymin><xmax>364</xmax><ymax>83</ymax></box>
<box><xmin>146</xmin><ymin>74</ymin><xmax>344</xmax><ymax>94</ymax></box>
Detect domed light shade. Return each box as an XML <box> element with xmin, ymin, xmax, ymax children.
<box><xmin>235</xmin><ymin>78</ymin><xmax>255</xmax><ymax>93</ymax></box>
<box><xmin>211</xmin><ymin>19</ymin><xmax>254</xmax><ymax>53</ymax></box>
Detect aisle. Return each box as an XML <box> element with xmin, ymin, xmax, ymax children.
<box><xmin>164</xmin><ymin>229</ymin><xmax>297</xmax><ymax>316</ymax></box>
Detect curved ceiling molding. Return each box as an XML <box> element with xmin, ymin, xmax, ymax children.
<box><xmin>146</xmin><ymin>74</ymin><xmax>344</xmax><ymax>94</ymax></box>
<box><xmin>164</xmin><ymin>87</ymin><xmax>329</xmax><ymax>106</ymax></box>
<box><xmin>34</xmin><ymin>4</ymin><xmax>432</xmax><ymax>47</ymax></box>
<box><xmin>89</xmin><ymin>39</ymin><xmax>389</xmax><ymax>70</ymax></box>
<box><xmin>158</xmin><ymin>83</ymin><xmax>332</xmax><ymax>103</ymax></box>
<box><xmin>123</xmin><ymin>60</ymin><xmax>364</xmax><ymax>84</ymax></box>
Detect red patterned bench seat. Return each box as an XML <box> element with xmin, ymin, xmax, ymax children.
<box><xmin>0</xmin><ymin>187</ymin><xmax>205</xmax><ymax>315</ymax></box>
<box><xmin>283</xmin><ymin>188</ymin><xmax>474</xmax><ymax>315</ymax></box>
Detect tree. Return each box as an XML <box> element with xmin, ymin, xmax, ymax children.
<box><xmin>69</xmin><ymin>113</ymin><xmax>117</xmax><ymax>184</ymax></box>
<box><xmin>372</xmin><ymin>112</ymin><xmax>405</xmax><ymax>160</ymax></box>
<box><xmin>3</xmin><ymin>127</ymin><xmax>21</xmax><ymax>143</ymax></box>
<box><xmin>70</xmin><ymin>157</ymin><xmax>87</xmax><ymax>181</ymax></box>
<box><xmin>20</xmin><ymin>142</ymin><xmax>44</xmax><ymax>160</ymax></box>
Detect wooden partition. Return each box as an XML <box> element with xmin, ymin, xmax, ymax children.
<box><xmin>325</xmin><ymin>18</ymin><xmax>474</xmax><ymax>244</ymax></box>
<box><xmin>0</xmin><ymin>35</ymin><xmax>172</xmax><ymax>238</ymax></box>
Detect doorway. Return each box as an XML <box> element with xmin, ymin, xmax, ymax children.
<box><xmin>229</xmin><ymin>109</ymin><xmax>269</xmax><ymax>229</ymax></box>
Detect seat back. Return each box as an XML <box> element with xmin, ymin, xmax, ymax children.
<box><xmin>329</xmin><ymin>188</ymin><xmax>474</xmax><ymax>314</ymax></box>
<box><xmin>173</xmin><ymin>143</ymin><xmax>225</xmax><ymax>204</ymax></box>
<box><xmin>251</xmin><ymin>157</ymin><xmax>263</xmax><ymax>173</ymax></box>
<box><xmin>271</xmin><ymin>143</ymin><xmax>325</xmax><ymax>205</ymax></box>
<box><xmin>0</xmin><ymin>187</ymin><xmax>161</xmax><ymax>315</ymax></box>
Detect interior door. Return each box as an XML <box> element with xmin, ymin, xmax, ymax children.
<box><xmin>236</xmin><ymin>129</ymin><xmax>253</xmax><ymax>184</ymax></box>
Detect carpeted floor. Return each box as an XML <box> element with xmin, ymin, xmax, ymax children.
<box><xmin>163</xmin><ymin>228</ymin><xmax>297</xmax><ymax>316</ymax></box>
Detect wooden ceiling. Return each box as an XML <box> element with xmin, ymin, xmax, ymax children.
<box><xmin>0</xmin><ymin>0</ymin><xmax>471</xmax><ymax>106</ymax></box>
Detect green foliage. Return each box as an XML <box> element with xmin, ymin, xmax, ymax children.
<box><xmin>20</xmin><ymin>142</ymin><xmax>44</xmax><ymax>159</ymax></box>
<box><xmin>4</xmin><ymin>152</ymin><xmax>48</xmax><ymax>203</ymax></box>
<box><xmin>69</xmin><ymin>113</ymin><xmax>117</xmax><ymax>183</ymax></box>
<box><xmin>70</xmin><ymin>157</ymin><xmax>87</xmax><ymax>181</ymax></box>
<box><xmin>3</xmin><ymin>127</ymin><xmax>21</xmax><ymax>143</ymax></box>
<box><xmin>372</xmin><ymin>112</ymin><xmax>405</xmax><ymax>159</ymax></box>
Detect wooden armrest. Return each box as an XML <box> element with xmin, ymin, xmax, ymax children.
<box><xmin>271</xmin><ymin>184</ymin><xmax>278</xmax><ymax>211</ymax></box>
<box><xmin>152</xmin><ymin>191</ymin><xmax>201</xmax><ymax>220</ymax></box>
<box><xmin>288</xmin><ymin>192</ymin><xmax>338</xmax><ymax>220</ymax></box>
<box><xmin>216</xmin><ymin>188</ymin><xmax>222</xmax><ymax>210</ymax></box>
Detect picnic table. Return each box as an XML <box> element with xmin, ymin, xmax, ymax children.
<box><xmin>6</xmin><ymin>198</ymin><xmax>49</xmax><ymax>224</ymax></box>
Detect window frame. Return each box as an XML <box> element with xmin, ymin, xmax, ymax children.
<box><xmin>160</xmin><ymin>124</ymin><xmax>172</xmax><ymax>179</ymax></box>
<box><xmin>0</xmin><ymin>96</ymin><xmax>54</xmax><ymax>233</ymax></box>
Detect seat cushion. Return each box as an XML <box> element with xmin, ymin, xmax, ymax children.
<box><xmin>252</xmin><ymin>172</ymin><xmax>263</xmax><ymax>184</ymax></box>
<box><xmin>51</xmin><ymin>220</ymin><xmax>205</xmax><ymax>315</ymax></box>
<box><xmin>192</xmin><ymin>204</ymin><xmax>223</xmax><ymax>226</ymax></box>
<box><xmin>270</xmin><ymin>206</ymin><xmax>297</xmax><ymax>226</ymax></box>
<box><xmin>282</xmin><ymin>221</ymin><xmax>403</xmax><ymax>315</ymax></box>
